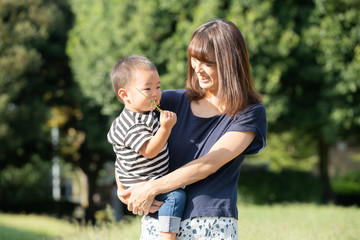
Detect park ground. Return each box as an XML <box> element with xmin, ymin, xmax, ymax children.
<box><xmin>0</xmin><ymin>204</ymin><xmax>359</xmax><ymax>240</ymax></box>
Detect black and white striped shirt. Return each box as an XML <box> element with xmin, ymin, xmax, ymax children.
<box><xmin>107</xmin><ymin>108</ymin><xmax>169</xmax><ymax>187</ymax></box>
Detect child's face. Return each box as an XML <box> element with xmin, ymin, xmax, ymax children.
<box><xmin>124</xmin><ymin>69</ymin><xmax>161</xmax><ymax>113</ymax></box>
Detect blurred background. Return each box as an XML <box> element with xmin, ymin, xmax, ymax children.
<box><xmin>1</xmin><ymin>0</ymin><xmax>359</xmax><ymax>226</ymax></box>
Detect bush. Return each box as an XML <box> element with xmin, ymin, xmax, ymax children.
<box><xmin>238</xmin><ymin>166</ymin><xmax>322</xmax><ymax>204</ymax></box>
<box><xmin>332</xmin><ymin>171</ymin><xmax>360</xmax><ymax>206</ymax></box>
<box><xmin>332</xmin><ymin>171</ymin><xmax>360</xmax><ymax>194</ymax></box>
<box><xmin>0</xmin><ymin>157</ymin><xmax>52</xmax><ymax>211</ymax></box>
<box><xmin>0</xmin><ymin>157</ymin><xmax>78</xmax><ymax>216</ymax></box>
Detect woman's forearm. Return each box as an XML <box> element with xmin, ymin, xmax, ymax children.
<box><xmin>149</xmin><ymin>150</ymin><xmax>220</xmax><ymax>195</ymax></box>
<box><xmin>150</xmin><ymin>131</ymin><xmax>255</xmax><ymax>196</ymax></box>
<box><xmin>125</xmin><ymin>131</ymin><xmax>255</xmax><ymax>215</ymax></box>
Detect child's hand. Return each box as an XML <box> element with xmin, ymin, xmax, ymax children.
<box><xmin>159</xmin><ymin>110</ymin><xmax>177</xmax><ymax>130</ymax></box>
<box><xmin>149</xmin><ymin>199</ymin><xmax>164</xmax><ymax>213</ymax></box>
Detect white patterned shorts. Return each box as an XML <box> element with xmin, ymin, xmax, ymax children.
<box><xmin>140</xmin><ymin>215</ymin><xmax>238</xmax><ymax>240</ymax></box>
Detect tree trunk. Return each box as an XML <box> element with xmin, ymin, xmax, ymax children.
<box><xmin>317</xmin><ymin>135</ymin><xmax>335</xmax><ymax>203</ymax></box>
<box><xmin>84</xmin><ymin>170</ymin><xmax>98</xmax><ymax>225</ymax></box>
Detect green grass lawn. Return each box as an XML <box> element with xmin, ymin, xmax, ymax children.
<box><xmin>0</xmin><ymin>213</ymin><xmax>77</xmax><ymax>240</ymax></box>
<box><xmin>237</xmin><ymin>204</ymin><xmax>360</xmax><ymax>240</ymax></box>
<box><xmin>0</xmin><ymin>204</ymin><xmax>359</xmax><ymax>240</ymax></box>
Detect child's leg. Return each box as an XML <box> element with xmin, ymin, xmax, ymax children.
<box><xmin>160</xmin><ymin>232</ymin><xmax>176</xmax><ymax>240</ymax></box>
<box><xmin>156</xmin><ymin>188</ymin><xmax>186</xmax><ymax>239</ymax></box>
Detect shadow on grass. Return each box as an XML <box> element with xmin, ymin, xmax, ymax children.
<box><xmin>0</xmin><ymin>224</ymin><xmax>53</xmax><ymax>240</ymax></box>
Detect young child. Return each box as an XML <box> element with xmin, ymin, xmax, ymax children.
<box><xmin>107</xmin><ymin>55</ymin><xmax>186</xmax><ymax>240</ymax></box>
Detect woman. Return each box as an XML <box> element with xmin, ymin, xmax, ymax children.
<box><xmin>118</xmin><ymin>19</ymin><xmax>267</xmax><ymax>239</ymax></box>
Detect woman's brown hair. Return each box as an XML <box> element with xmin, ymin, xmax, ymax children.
<box><xmin>186</xmin><ymin>19</ymin><xmax>262</xmax><ymax>117</ymax></box>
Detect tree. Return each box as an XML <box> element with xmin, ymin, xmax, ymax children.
<box><xmin>228</xmin><ymin>0</ymin><xmax>360</xmax><ymax>202</ymax></box>
<box><xmin>67</xmin><ymin>0</ymin><xmax>360</xmax><ymax>206</ymax></box>
<box><xmin>66</xmin><ymin>0</ymin><xmax>227</xmax><ymax>222</ymax></box>
<box><xmin>0</xmin><ymin>0</ymin><xmax>74</xmax><ymax>168</ymax></box>
<box><xmin>302</xmin><ymin>0</ymin><xmax>360</xmax><ymax>201</ymax></box>
<box><xmin>0</xmin><ymin>0</ymin><xmax>77</xmax><ymax>212</ymax></box>
<box><xmin>67</xmin><ymin>0</ymin><xmax>198</xmax><ymax>118</ymax></box>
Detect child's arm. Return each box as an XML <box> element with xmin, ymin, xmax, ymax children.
<box><xmin>138</xmin><ymin>110</ymin><xmax>176</xmax><ymax>159</ymax></box>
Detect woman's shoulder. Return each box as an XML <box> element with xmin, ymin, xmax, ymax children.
<box><xmin>161</xmin><ymin>89</ymin><xmax>187</xmax><ymax>105</ymax></box>
<box><xmin>162</xmin><ymin>89</ymin><xmax>186</xmax><ymax>98</ymax></box>
<box><xmin>240</xmin><ymin>103</ymin><xmax>265</xmax><ymax>115</ymax></box>
<box><xmin>231</xmin><ymin>103</ymin><xmax>266</xmax><ymax>123</ymax></box>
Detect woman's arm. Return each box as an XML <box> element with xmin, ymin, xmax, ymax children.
<box><xmin>121</xmin><ymin>131</ymin><xmax>255</xmax><ymax>215</ymax></box>
<box><xmin>115</xmin><ymin>169</ymin><xmax>164</xmax><ymax>213</ymax></box>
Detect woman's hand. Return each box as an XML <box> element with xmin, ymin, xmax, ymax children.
<box><xmin>118</xmin><ymin>185</ymin><xmax>163</xmax><ymax>214</ymax></box>
<box><xmin>117</xmin><ymin>186</ymin><xmax>129</xmax><ymax>205</ymax></box>
<box><xmin>119</xmin><ymin>181</ymin><xmax>161</xmax><ymax>215</ymax></box>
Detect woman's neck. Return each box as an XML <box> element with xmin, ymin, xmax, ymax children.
<box><xmin>190</xmin><ymin>95</ymin><xmax>223</xmax><ymax>118</ymax></box>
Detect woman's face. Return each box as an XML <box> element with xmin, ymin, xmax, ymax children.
<box><xmin>191</xmin><ymin>57</ymin><xmax>219</xmax><ymax>94</ymax></box>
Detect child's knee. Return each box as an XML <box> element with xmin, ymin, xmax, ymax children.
<box><xmin>172</xmin><ymin>189</ymin><xmax>186</xmax><ymax>202</ymax></box>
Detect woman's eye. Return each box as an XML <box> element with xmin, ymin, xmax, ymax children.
<box><xmin>205</xmin><ymin>61</ymin><xmax>215</xmax><ymax>67</ymax></box>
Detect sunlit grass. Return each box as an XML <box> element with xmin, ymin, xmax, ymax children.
<box><xmin>64</xmin><ymin>216</ymin><xmax>142</xmax><ymax>240</ymax></box>
<box><xmin>0</xmin><ymin>213</ymin><xmax>77</xmax><ymax>240</ymax></box>
<box><xmin>0</xmin><ymin>204</ymin><xmax>359</xmax><ymax>240</ymax></box>
<box><xmin>237</xmin><ymin>204</ymin><xmax>360</xmax><ymax>240</ymax></box>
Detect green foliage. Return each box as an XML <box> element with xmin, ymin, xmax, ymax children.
<box><xmin>238</xmin><ymin>168</ymin><xmax>322</xmax><ymax>204</ymax></box>
<box><xmin>332</xmin><ymin>171</ymin><xmax>360</xmax><ymax>206</ymax></box>
<box><xmin>2</xmin><ymin>0</ymin><xmax>358</xmax><ymax>219</ymax></box>
<box><xmin>0</xmin><ymin>156</ymin><xmax>52</xmax><ymax>211</ymax></box>
<box><xmin>331</xmin><ymin>171</ymin><xmax>360</xmax><ymax>206</ymax></box>
<box><xmin>67</xmin><ymin>0</ymin><xmax>229</xmax><ymax>118</ymax></box>
<box><xmin>228</xmin><ymin>0</ymin><xmax>360</xmax><ymax>142</ymax></box>
<box><xmin>303</xmin><ymin>0</ymin><xmax>360</xmax><ymax>140</ymax></box>
<box><xmin>227</xmin><ymin>0</ymin><xmax>301</xmax><ymax>124</ymax></box>
<box><xmin>247</xmin><ymin>132</ymin><xmax>318</xmax><ymax>172</ymax></box>
<box><xmin>332</xmin><ymin>171</ymin><xmax>360</xmax><ymax>194</ymax></box>
<box><xmin>66</xmin><ymin>0</ymin><xmax>360</xmax><ymax>204</ymax></box>
<box><xmin>0</xmin><ymin>0</ymin><xmax>74</xmax><ymax>168</ymax></box>
<box><xmin>0</xmin><ymin>156</ymin><xmax>78</xmax><ymax>215</ymax></box>
<box><xmin>228</xmin><ymin>0</ymin><xmax>359</xmax><ymax>202</ymax></box>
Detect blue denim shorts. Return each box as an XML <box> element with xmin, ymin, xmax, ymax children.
<box><xmin>155</xmin><ymin>188</ymin><xmax>186</xmax><ymax>233</ymax></box>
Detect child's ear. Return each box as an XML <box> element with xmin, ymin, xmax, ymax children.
<box><xmin>118</xmin><ymin>88</ymin><xmax>128</xmax><ymax>102</ymax></box>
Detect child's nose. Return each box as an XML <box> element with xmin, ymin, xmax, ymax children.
<box><xmin>151</xmin><ymin>90</ymin><xmax>157</xmax><ymax>97</ymax></box>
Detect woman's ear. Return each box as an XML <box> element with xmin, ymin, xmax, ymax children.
<box><xmin>118</xmin><ymin>88</ymin><xmax>128</xmax><ymax>102</ymax></box>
